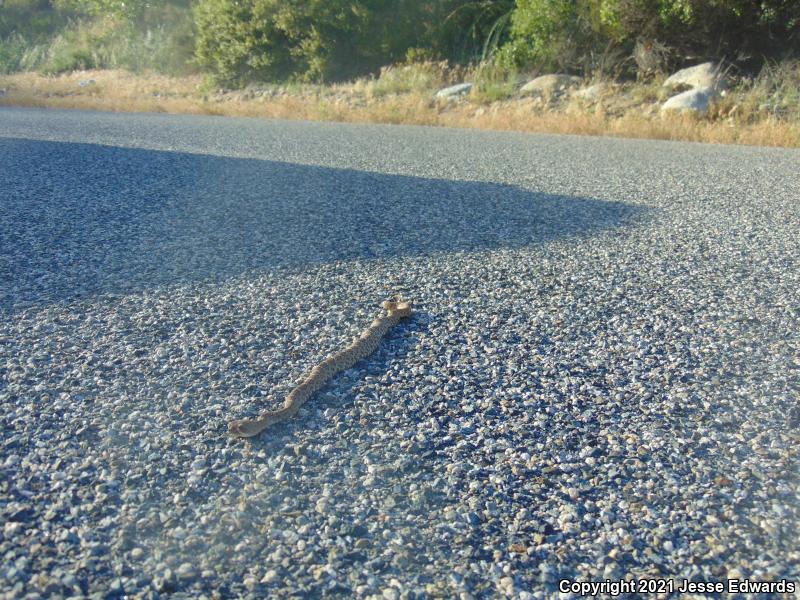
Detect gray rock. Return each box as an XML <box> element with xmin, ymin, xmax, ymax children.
<box><xmin>435</xmin><ymin>83</ymin><xmax>473</xmax><ymax>99</ymax></box>
<box><xmin>176</xmin><ymin>562</ymin><xmax>196</xmax><ymax>579</ymax></box>
<box><xmin>663</xmin><ymin>62</ymin><xmax>727</xmax><ymax>91</ymax></box>
<box><xmin>572</xmin><ymin>82</ymin><xmax>610</xmax><ymax>100</ymax></box>
<box><xmin>520</xmin><ymin>74</ymin><xmax>581</xmax><ymax>96</ymax></box>
<box><xmin>78</xmin><ymin>79</ymin><xmax>96</xmax><ymax>88</ymax></box>
<box><xmin>661</xmin><ymin>88</ymin><xmax>717</xmax><ymax>113</ymax></box>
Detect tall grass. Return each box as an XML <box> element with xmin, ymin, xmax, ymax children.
<box><xmin>0</xmin><ymin>33</ymin><xmax>41</xmax><ymax>73</ymax></box>
<box><xmin>0</xmin><ymin>4</ymin><xmax>75</xmax><ymax>73</ymax></box>
<box><xmin>370</xmin><ymin>60</ymin><xmax>452</xmax><ymax>98</ymax></box>
<box><xmin>706</xmin><ymin>60</ymin><xmax>800</xmax><ymax>125</ymax></box>
<box><xmin>468</xmin><ymin>61</ymin><xmax>518</xmax><ymax>103</ymax></box>
<box><xmin>0</xmin><ymin>5</ymin><xmax>196</xmax><ymax>76</ymax></box>
<box><xmin>749</xmin><ymin>60</ymin><xmax>800</xmax><ymax>121</ymax></box>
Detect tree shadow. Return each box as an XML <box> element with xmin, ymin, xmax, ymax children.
<box><xmin>0</xmin><ymin>137</ymin><xmax>650</xmax><ymax>311</ymax></box>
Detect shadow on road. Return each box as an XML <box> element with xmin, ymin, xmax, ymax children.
<box><xmin>1</xmin><ymin>137</ymin><xmax>650</xmax><ymax>310</ymax></box>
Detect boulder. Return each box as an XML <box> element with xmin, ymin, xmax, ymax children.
<box><xmin>660</xmin><ymin>88</ymin><xmax>716</xmax><ymax>114</ymax></box>
<box><xmin>78</xmin><ymin>79</ymin><xmax>96</xmax><ymax>88</ymax></box>
<box><xmin>572</xmin><ymin>82</ymin><xmax>610</xmax><ymax>100</ymax></box>
<box><xmin>663</xmin><ymin>62</ymin><xmax>727</xmax><ymax>91</ymax></box>
<box><xmin>520</xmin><ymin>74</ymin><xmax>581</xmax><ymax>96</ymax></box>
<box><xmin>435</xmin><ymin>83</ymin><xmax>472</xmax><ymax>99</ymax></box>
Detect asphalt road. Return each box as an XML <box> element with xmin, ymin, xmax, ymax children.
<box><xmin>1</xmin><ymin>107</ymin><xmax>798</xmax><ymax>598</ymax></box>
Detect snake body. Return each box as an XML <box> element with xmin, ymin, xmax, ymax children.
<box><xmin>228</xmin><ymin>299</ymin><xmax>412</xmax><ymax>438</ymax></box>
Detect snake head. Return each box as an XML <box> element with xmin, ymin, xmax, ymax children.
<box><xmin>382</xmin><ymin>297</ymin><xmax>412</xmax><ymax>317</ymax></box>
<box><xmin>228</xmin><ymin>419</ymin><xmax>261</xmax><ymax>438</ymax></box>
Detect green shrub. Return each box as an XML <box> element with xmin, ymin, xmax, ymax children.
<box><xmin>192</xmin><ymin>0</ymin><xmax>510</xmax><ymax>86</ymax></box>
<box><xmin>496</xmin><ymin>0</ymin><xmax>616</xmax><ymax>73</ymax></box>
<box><xmin>192</xmin><ymin>0</ymin><xmax>297</xmax><ymax>86</ymax></box>
<box><xmin>498</xmin><ymin>0</ymin><xmax>800</xmax><ymax>77</ymax></box>
<box><xmin>40</xmin><ymin>44</ymin><xmax>95</xmax><ymax>74</ymax></box>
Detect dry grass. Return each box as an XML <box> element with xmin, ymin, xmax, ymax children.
<box><xmin>1</xmin><ymin>69</ymin><xmax>799</xmax><ymax>148</ymax></box>
<box><xmin>438</xmin><ymin>103</ymin><xmax>800</xmax><ymax>147</ymax></box>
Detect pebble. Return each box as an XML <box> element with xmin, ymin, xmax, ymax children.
<box><xmin>261</xmin><ymin>569</ymin><xmax>278</xmax><ymax>584</ymax></box>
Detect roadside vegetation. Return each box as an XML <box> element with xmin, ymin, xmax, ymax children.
<box><xmin>1</xmin><ymin>0</ymin><xmax>799</xmax><ymax>147</ymax></box>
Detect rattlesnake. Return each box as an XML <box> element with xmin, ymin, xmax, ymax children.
<box><xmin>228</xmin><ymin>298</ymin><xmax>413</xmax><ymax>438</ymax></box>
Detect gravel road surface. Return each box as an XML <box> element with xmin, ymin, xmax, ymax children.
<box><xmin>1</xmin><ymin>107</ymin><xmax>799</xmax><ymax>598</ymax></box>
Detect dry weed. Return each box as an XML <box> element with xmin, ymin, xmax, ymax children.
<box><xmin>1</xmin><ymin>69</ymin><xmax>798</xmax><ymax>148</ymax></box>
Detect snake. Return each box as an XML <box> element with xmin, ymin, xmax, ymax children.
<box><xmin>228</xmin><ymin>298</ymin><xmax>412</xmax><ymax>438</ymax></box>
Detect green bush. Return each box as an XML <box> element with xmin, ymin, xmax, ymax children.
<box><xmin>497</xmin><ymin>0</ymin><xmax>800</xmax><ymax>76</ymax></box>
<box><xmin>192</xmin><ymin>0</ymin><xmax>519</xmax><ymax>86</ymax></box>
<box><xmin>193</xmin><ymin>0</ymin><xmax>304</xmax><ymax>86</ymax></box>
<box><xmin>497</xmin><ymin>0</ymin><xmax>629</xmax><ymax>74</ymax></box>
<box><xmin>4</xmin><ymin>0</ymin><xmax>798</xmax><ymax>85</ymax></box>
<box><xmin>40</xmin><ymin>43</ymin><xmax>95</xmax><ymax>74</ymax></box>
